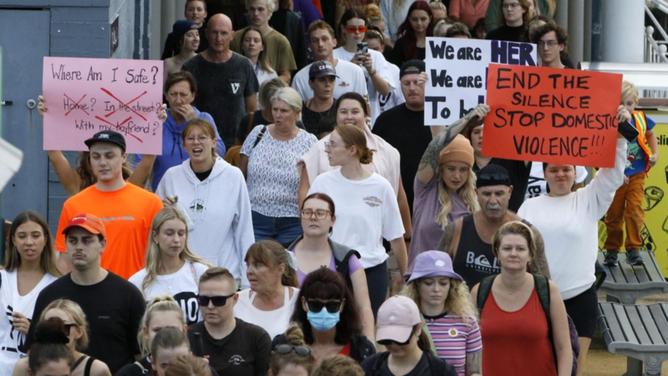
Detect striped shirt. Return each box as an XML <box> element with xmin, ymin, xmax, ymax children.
<box><xmin>424</xmin><ymin>313</ymin><xmax>483</xmax><ymax>376</ymax></box>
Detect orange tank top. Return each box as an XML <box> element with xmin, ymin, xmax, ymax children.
<box><xmin>480</xmin><ymin>288</ymin><xmax>557</xmax><ymax>376</ymax></box>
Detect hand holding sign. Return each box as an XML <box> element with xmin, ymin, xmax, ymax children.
<box><xmin>482</xmin><ymin>64</ymin><xmax>622</xmax><ymax>167</ymax></box>
<box><xmin>42</xmin><ymin>57</ymin><xmax>163</xmax><ymax>154</ymax></box>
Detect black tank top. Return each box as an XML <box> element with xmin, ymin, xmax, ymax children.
<box><xmin>453</xmin><ymin>215</ymin><xmax>501</xmax><ymax>287</ymax></box>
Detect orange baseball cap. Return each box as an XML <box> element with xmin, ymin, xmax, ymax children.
<box><xmin>62</xmin><ymin>213</ymin><xmax>106</xmax><ymax>238</ymax></box>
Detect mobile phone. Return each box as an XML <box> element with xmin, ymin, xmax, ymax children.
<box><xmin>618</xmin><ymin>120</ymin><xmax>639</xmax><ymax>142</ymax></box>
<box><xmin>357</xmin><ymin>42</ymin><xmax>368</xmax><ymax>54</ymax></box>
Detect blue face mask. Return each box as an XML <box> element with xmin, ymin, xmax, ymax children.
<box><xmin>307</xmin><ymin>308</ymin><xmax>340</xmax><ymax>331</ymax></box>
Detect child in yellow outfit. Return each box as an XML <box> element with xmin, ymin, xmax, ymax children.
<box><xmin>604</xmin><ymin>81</ymin><xmax>659</xmax><ymax>266</ymax></box>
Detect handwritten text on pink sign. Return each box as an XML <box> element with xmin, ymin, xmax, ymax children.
<box><xmin>42</xmin><ymin>56</ymin><xmax>163</xmax><ymax>154</ymax></box>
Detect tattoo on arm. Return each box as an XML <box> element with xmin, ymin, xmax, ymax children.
<box><xmin>438</xmin><ymin>223</ymin><xmax>455</xmax><ymax>253</ymax></box>
<box><xmin>419</xmin><ymin>127</ymin><xmax>453</xmax><ymax>172</ymax></box>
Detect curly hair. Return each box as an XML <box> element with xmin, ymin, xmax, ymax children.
<box><xmin>401</xmin><ymin>277</ymin><xmax>478</xmax><ymax>319</ymax></box>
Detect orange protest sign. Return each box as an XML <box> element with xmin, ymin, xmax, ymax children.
<box><xmin>482</xmin><ymin>64</ymin><xmax>622</xmax><ymax>167</ymax></box>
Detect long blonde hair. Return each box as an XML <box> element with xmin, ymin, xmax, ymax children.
<box><xmin>142</xmin><ymin>207</ymin><xmax>211</xmax><ymax>293</ymax></box>
<box><xmin>401</xmin><ymin>278</ymin><xmax>477</xmax><ymax>320</ymax></box>
<box><xmin>436</xmin><ymin>169</ymin><xmax>479</xmax><ymax>229</ymax></box>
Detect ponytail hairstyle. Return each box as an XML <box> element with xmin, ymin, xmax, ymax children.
<box><xmin>335</xmin><ymin>124</ymin><xmax>373</xmax><ymax>164</ymax></box>
<box><xmin>138</xmin><ymin>296</ymin><xmax>186</xmax><ymax>356</ymax></box>
<box><xmin>28</xmin><ymin>317</ymin><xmax>74</xmax><ymax>373</ymax></box>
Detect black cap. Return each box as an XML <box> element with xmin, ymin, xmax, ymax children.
<box><xmin>309</xmin><ymin>60</ymin><xmax>338</xmax><ymax>79</ymax></box>
<box><xmin>84</xmin><ymin>130</ymin><xmax>126</xmax><ymax>152</ymax></box>
<box><xmin>172</xmin><ymin>20</ymin><xmax>198</xmax><ymax>40</ymax></box>
<box><xmin>476</xmin><ymin>164</ymin><xmax>512</xmax><ymax>188</ymax></box>
<box><xmin>400</xmin><ymin>59</ymin><xmax>425</xmax><ymax>78</ymax></box>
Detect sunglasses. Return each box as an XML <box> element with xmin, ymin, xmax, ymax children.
<box><xmin>306</xmin><ymin>300</ymin><xmax>342</xmax><ymax>313</ymax></box>
<box><xmin>273</xmin><ymin>344</ymin><xmax>312</xmax><ymax>356</ymax></box>
<box><xmin>345</xmin><ymin>25</ymin><xmax>368</xmax><ymax>33</ymax></box>
<box><xmin>197</xmin><ymin>293</ymin><xmax>235</xmax><ymax>307</ymax></box>
<box><xmin>63</xmin><ymin>323</ymin><xmax>78</xmax><ymax>332</ymax></box>
<box><xmin>377</xmin><ymin>337</ymin><xmax>412</xmax><ymax>346</ymax></box>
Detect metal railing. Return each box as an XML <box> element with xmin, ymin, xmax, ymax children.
<box><xmin>645</xmin><ymin>1</ymin><xmax>668</xmax><ymax>63</ymax></box>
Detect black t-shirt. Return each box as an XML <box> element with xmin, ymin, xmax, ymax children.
<box><xmin>115</xmin><ymin>357</ymin><xmax>151</xmax><ymax>376</ymax></box>
<box><xmin>388</xmin><ymin>36</ymin><xmax>426</xmax><ymax>66</ymax></box>
<box><xmin>183</xmin><ymin>53</ymin><xmax>259</xmax><ymax>148</ymax></box>
<box><xmin>373</xmin><ymin>104</ymin><xmax>432</xmax><ymax>210</ymax></box>
<box><xmin>486</xmin><ymin>24</ymin><xmax>529</xmax><ymax>42</ymax></box>
<box><xmin>362</xmin><ymin>352</ymin><xmax>457</xmax><ymax>376</ymax></box>
<box><xmin>188</xmin><ymin>319</ymin><xmax>271</xmax><ymax>376</ymax></box>
<box><xmin>27</xmin><ymin>272</ymin><xmax>145</xmax><ymax>373</ymax></box>
<box><xmin>301</xmin><ymin>101</ymin><xmax>336</xmax><ymax>138</ymax></box>
<box><xmin>473</xmin><ymin>158</ymin><xmax>531</xmax><ymax>212</ymax></box>
<box><xmin>161</xmin><ymin>25</ymin><xmax>209</xmax><ymax>60</ymax></box>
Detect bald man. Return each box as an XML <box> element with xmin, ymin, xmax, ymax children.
<box><xmin>183</xmin><ymin>13</ymin><xmax>259</xmax><ymax>148</ymax></box>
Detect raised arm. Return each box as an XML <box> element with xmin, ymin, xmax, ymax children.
<box><xmin>416</xmin><ymin>104</ymin><xmax>489</xmax><ymax>184</ymax></box>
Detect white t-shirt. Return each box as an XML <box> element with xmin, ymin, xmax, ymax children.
<box><xmin>525</xmin><ymin>162</ymin><xmax>589</xmax><ymax>199</ymax></box>
<box><xmin>292</xmin><ymin>59</ymin><xmax>368</xmax><ymax>101</ymax></box>
<box><xmin>333</xmin><ymin>47</ymin><xmax>399</xmax><ymax>123</ymax></box>
<box><xmin>129</xmin><ymin>261</ymin><xmax>209</xmax><ymax>325</ymax></box>
<box><xmin>234</xmin><ymin>286</ymin><xmax>298</xmax><ymax>339</ymax></box>
<box><xmin>309</xmin><ymin>170</ymin><xmax>405</xmax><ymax>268</ymax></box>
<box><xmin>0</xmin><ymin>270</ymin><xmax>57</xmax><ymax>374</ymax></box>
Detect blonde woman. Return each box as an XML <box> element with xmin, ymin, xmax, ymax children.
<box><xmin>116</xmin><ymin>297</ymin><xmax>188</xmax><ymax>375</ymax></box>
<box><xmin>129</xmin><ymin>207</ymin><xmax>211</xmax><ymax>325</ymax></box>
<box><xmin>408</xmin><ymin>105</ymin><xmax>489</xmax><ymax>269</ymax></box>
<box><xmin>402</xmin><ymin>251</ymin><xmax>481</xmax><ymax>376</ymax></box>
<box><xmin>13</xmin><ymin>299</ymin><xmax>111</xmax><ymax>376</ymax></box>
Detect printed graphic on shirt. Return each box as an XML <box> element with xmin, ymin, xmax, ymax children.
<box><xmin>4</xmin><ymin>305</ymin><xmax>26</xmax><ymax>352</ymax></box>
<box><xmin>228</xmin><ymin>354</ymin><xmax>246</xmax><ymax>366</ymax></box>
<box><xmin>363</xmin><ymin>196</ymin><xmax>382</xmax><ymax>207</ymax></box>
<box><xmin>174</xmin><ymin>291</ymin><xmax>200</xmax><ymax>325</ymax></box>
<box><xmin>464</xmin><ymin>251</ymin><xmax>500</xmax><ymax>275</ymax></box>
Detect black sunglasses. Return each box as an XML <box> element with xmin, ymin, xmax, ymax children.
<box><xmin>306</xmin><ymin>299</ymin><xmax>342</xmax><ymax>313</ymax></box>
<box><xmin>377</xmin><ymin>337</ymin><xmax>412</xmax><ymax>346</ymax></box>
<box><xmin>273</xmin><ymin>344</ymin><xmax>312</xmax><ymax>357</ymax></box>
<box><xmin>197</xmin><ymin>294</ymin><xmax>235</xmax><ymax>307</ymax></box>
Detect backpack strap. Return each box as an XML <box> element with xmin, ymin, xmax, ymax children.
<box><xmin>533</xmin><ymin>274</ymin><xmax>551</xmax><ymax>322</ymax></box>
<box><xmin>83</xmin><ymin>356</ymin><xmax>95</xmax><ymax>376</ymax></box>
<box><xmin>252</xmin><ymin>125</ymin><xmax>268</xmax><ymax>149</ymax></box>
<box><xmin>476</xmin><ymin>275</ymin><xmax>497</xmax><ymax>313</ymax></box>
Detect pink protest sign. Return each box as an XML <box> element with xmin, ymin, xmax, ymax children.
<box><xmin>42</xmin><ymin>56</ymin><xmax>163</xmax><ymax>154</ymax></box>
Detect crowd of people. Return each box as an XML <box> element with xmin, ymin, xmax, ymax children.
<box><xmin>6</xmin><ymin>0</ymin><xmax>655</xmax><ymax>375</ymax></box>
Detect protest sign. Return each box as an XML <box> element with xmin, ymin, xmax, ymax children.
<box><xmin>424</xmin><ymin>37</ymin><xmax>537</xmax><ymax>126</ymax></box>
<box><xmin>483</xmin><ymin>64</ymin><xmax>622</xmax><ymax>167</ymax></box>
<box><xmin>42</xmin><ymin>56</ymin><xmax>163</xmax><ymax>154</ymax></box>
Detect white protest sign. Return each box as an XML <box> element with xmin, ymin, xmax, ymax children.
<box><xmin>424</xmin><ymin>37</ymin><xmax>538</xmax><ymax>126</ymax></box>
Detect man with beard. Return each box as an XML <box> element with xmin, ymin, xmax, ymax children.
<box><xmin>438</xmin><ymin>164</ymin><xmax>550</xmax><ymax>287</ymax></box>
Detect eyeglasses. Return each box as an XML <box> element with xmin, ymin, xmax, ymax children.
<box><xmin>301</xmin><ymin>209</ymin><xmax>331</xmax><ymax>219</ymax></box>
<box><xmin>502</xmin><ymin>2</ymin><xmax>521</xmax><ymax>9</ymax></box>
<box><xmin>306</xmin><ymin>299</ymin><xmax>342</xmax><ymax>313</ymax></box>
<box><xmin>273</xmin><ymin>344</ymin><xmax>312</xmax><ymax>357</ymax></box>
<box><xmin>185</xmin><ymin>135</ymin><xmax>211</xmax><ymax>143</ymax></box>
<box><xmin>197</xmin><ymin>294</ymin><xmax>235</xmax><ymax>307</ymax></box>
<box><xmin>538</xmin><ymin>40</ymin><xmax>559</xmax><ymax>48</ymax></box>
<box><xmin>324</xmin><ymin>141</ymin><xmax>344</xmax><ymax>149</ymax></box>
<box><xmin>345</xmin><ymin>25</ymin><xmax>368</xmax><ymax>33</ymax></box>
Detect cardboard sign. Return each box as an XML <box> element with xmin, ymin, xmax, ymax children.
<box><xmin>42</xmin><ymin>56</ymin><xmax>163</xmax><ymax>154</ymax></box>
<box><xmin>483</xmin><ymin>64</ymin><xmax>623</xmax><ymax>167</ymax></box>
<box><xmin>424</xmin><ymin>37</ymin><xmax>537</xmax><ymax>126</ymax></box>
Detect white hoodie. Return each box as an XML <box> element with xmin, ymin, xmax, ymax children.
<box><xmin>156</xmin><ymin>157</ymin><xmax>255</xmax><ymax>288</ymax></box>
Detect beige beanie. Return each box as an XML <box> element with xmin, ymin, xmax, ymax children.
<box><xmin>438</xmin><ymin>134</ymin><xmax>474</xmax><ymax>167</ymax></box>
